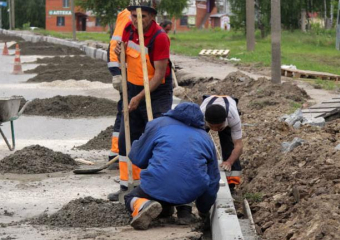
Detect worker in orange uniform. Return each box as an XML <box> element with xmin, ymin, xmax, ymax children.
<box><xmin>107</xmin><ymin>9</ymin><xmax>132</xmax><ymax>168</ymax></box>
<box><xmin>107</xmin><ymin>0</ymin><xmax>173</xmax><ymax>201</ymax></box>
<box><xmin>200</xmin><ymin>95</ymin><xmax>243</xmax><ymax>193</ymax></box>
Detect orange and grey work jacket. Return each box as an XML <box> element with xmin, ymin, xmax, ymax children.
<box><xmin>107</xmin><ymin>9</ymin><xmax>131</xmax><ymax>74</ymax></box>
<box><xmin>125</xmin><ymin>28</ymin><xmax>166</xmax><ymax>86</ymax></box>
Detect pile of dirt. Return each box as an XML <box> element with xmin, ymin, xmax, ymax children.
<box><xmin>25</xmin><ymin>56</ymin><xmax>111</xmax><ymax>83</ymax></box>
<box><xmin>31</xmin><ymin>197</ymin><xmax>130</xmax><ymax>228</ymax></box>
<box><xmin>0</xmin><ymin>34</ymin><xmax>24</xmax><ymax>42</ymax></box>
<box><xmin>23</xmin><ymin>95</ymin><xmax>117</xmax><ymax>118</ymax></box>
<box><xmin>0</xmin><ymin>145</ymin><xmax>77</xmax><ymax>174</ymax></box>
<box><xmin>178</xmin><ymin>71</ymin><xmax>340</xmax><ymax>239</ymax></box>
<box><xmin>9</xmin><ymin>41</ymin><xmax>84</xmax><ymax>55</ymax></box>
<box><xmin>77</xmin><ymin>126</ymin><xmax>112</xmax><ymax>150</ymax></box>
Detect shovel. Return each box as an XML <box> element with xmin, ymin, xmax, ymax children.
<box><xmin>73</xmin><ymin>156</ymin><xmax>118</xmax><ymax>174</ymax></box>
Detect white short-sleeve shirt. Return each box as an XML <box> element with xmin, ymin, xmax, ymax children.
<box><xmin>200</xmin><ymin>96</ymin><xmax>242</xmax><ymax>140</ymax></box>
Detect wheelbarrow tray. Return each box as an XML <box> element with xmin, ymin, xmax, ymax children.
<box><xmin>0</xmin><ymin>96</ymin><xmax>22</xmax><ymax>123</ymax></box>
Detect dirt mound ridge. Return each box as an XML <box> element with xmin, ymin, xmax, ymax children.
<box><xmin>24</xmin><ymin>95</ymin><xmax>117</xmax><ymax>118</ymax></box>
<box><xmin>31</xmin><ymin>197</ymin><xmax>130</xmax><ymax>228</ymax></box>
<box><xmin>0</xmin><ymin>34</ymin><xmax>24</xmax><ymax>42</ymax></box>
<box><xmin>0</xmin><ymin>145</ymin><xmax>77</xmax><ymax>174</ymax></box>
<box><xmin>25</xmin><ymin>56</ymin><xmax>112</xmax><ymax>83</ymax></box>
<box><xmin>77</xmin><ymin>126</ymin><xmax>112</xmax><ymax>150</ymax></box>
<box><xmin>9</xmin><ymin>41</ymin><xmax>84</xmax><ymax>55</ymax></box>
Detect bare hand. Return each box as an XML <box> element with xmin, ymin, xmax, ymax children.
<box><xmin>220</xmin><ymin>161</ymin><xmax>232</xmax><ymax>171</ymax></box>
<box><xmin>129</xmin><ymin>95</ymin><xmax>142</xmax><ymax>112</ymax></box>
<box><xmin>114</xmin><ymin>41</ymin><xmax>122</xmax><ymax>57</ymax></box>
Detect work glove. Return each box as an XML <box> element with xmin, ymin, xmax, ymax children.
<box><xmin>112</xmin><ymin>75</ymin><xmax>122</xmax><ymax>92</ymax></box>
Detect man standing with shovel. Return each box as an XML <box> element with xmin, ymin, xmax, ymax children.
<box><xmin>108</xmin><ymin>0</ymin><xmax>173</xmax><ymax>202</ymax></box>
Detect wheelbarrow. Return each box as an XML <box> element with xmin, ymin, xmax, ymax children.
<box><xmin>0</xmin><ymin>96</ymin><xmax>29</xmax><ymax>151</ymax></box>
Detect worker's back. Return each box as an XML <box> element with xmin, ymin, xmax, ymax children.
<box><xmin>129</xmin><ymin>103</ymin><xmax>220</xmax><ymax>205</ymax></box>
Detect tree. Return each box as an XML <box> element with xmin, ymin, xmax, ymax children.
<box><xmin>76</xmin><ymin>0</ymin><xmax>129</xmax><ymax>35</ymax></box>
<box><xmin>157</xmin><ymin>0</ymin><xmax>189</xmax><ymax>34</ymax></box>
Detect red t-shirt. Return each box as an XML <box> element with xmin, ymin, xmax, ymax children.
<box><xmin>122</xmin><ymin>20</ymin><xmax>171</xmax><ymax>77</ymax></box>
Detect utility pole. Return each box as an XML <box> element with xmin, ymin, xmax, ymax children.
<box><xmin>271</xmin><ymin>0</ymin><xmax>281</xmax><ymax>84</ymax></box>
<box><xmin>246</xmin><ymin>0</ymin><xmax>255</xmax><ymax>51</ymax></box>
<box><xmin>8</xmin><ymin>0</ymin><xmax>11</xmax><ymax>30</ymax></box>
<box><xmin>71</xmin><ymin>0</ymin><xmax>76</xmax><ymax>40</ymax></box>
<box><xmin>11</xmin><ymin>0</ymin><xmax>14</xmax><ymax>29</ymax></box>
<box><xmin>337</xmin><ymin>0</ymin><xmax>340</xmax><ymax>50</ymax></box>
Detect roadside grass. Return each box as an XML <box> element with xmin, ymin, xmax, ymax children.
<box><xmin>244</xmin><ymin>192</ymin><xmax>263</xmax><ymax>203</ymax></box>
<box><xmin>169</xmin><ymin>29</ymin><xmax>340</xmax><ymax>75</ymax></box>
<box><xmin>35</xmin><ymin>28</ymin><xmax>340</xmax><ymax>75</ymax></box>
<box><xmin>35</xmin><ymin>29</ymin><xmax>111</xmax><ymax>42</ymax></box>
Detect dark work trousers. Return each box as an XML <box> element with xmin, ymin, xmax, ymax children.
<box><xmin>113</xmin><ymin>92</ymin><xmax>123</xmax><ymax>133</ymax></box>
<box><xmin>118</xmin><ymin>77</ymin><xmax>173</xmax><ymax>190</ymax></box>
<box><xmin>218</xmin><ymin>126</ymin><xmax>242</xmax><ymax>176</ymax></box>
<box><xmin>125</xmin><ymin>186</ymin><xmax>209</xmax><ymax>216</ymax></box>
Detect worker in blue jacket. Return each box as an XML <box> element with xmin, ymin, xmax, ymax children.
<box><xmin>124</xmin><ymin>102</ymin><xmax>220</xmax><ymax>230</ymax></box>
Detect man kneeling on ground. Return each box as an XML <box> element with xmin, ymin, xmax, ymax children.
<box><xmin>124</xmin><ymin>102</ymin><xmax>220</xmax><ymax>230</ymax></box>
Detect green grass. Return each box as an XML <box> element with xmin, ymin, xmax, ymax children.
<box><xmin>35</xmin><ymin>29</ymin><xmax>111</xmax><ymax>43</ymax></box>
<box><xmin>168</xmin><ymin>29</ymin><xmax>340</xmax><ymax>75</ymax></box>
<box><xmin>289</xmin><ymin>101</ymin><xmax>303</xmax><ymax>114</ymax></box>
<box><xmin>35</xmin><ymin>28</ymin><xmax>340</xmax><ymax>75</ymax></box>
<box><xmin>313</xmin><ymin>79</ymin><xmax>339</xmax><ymax>91</ymax></box>
<box><xmin>244</xmin><ymin>192</ymin><xmax>263</xmax><ymax>202</ymax></box>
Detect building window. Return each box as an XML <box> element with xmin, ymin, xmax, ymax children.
<box><xmin>63</xmin><ymin>0</ymin><xmax>70</xmax><ymax>8</ymax></box>
<box><xmin>95</xmin><ymin>17</ymin><xmax>101</xmax><ymax>27</ymax></box>
<box><xmin>180</xmin><ymin>16</ymin><xmax>188</xmax><ymax>26</ymax></box>
<box><xmin>57</xmin><ymin>17</ymin><xmax>65</xmax><ymax>26</ymax></box>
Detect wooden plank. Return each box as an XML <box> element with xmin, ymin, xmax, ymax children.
<box><xmin>217</xmin><ymin>50</ymin><xmax>224</xmax><ymax>55</ymax></box>
<box><xmin>309</xmin><ymin>103</ymin><xmax>340</xmax><ymax>109</ymax></box>
<box><xmin>322</xmin><ymin>100</ymin><xmax>340</xmax><ymax>103</ymax></box>
<box><xmin>205</xmin><ymin>49</ymin><xmax>213</xmax><ymax>55</ymax></box>
<box><xmin>212</xmin><ymin>49</ymin><xmax>218</xmax><ymax>55</ymax></box>
<box><xmin>302</xmin><ymin>108</ymin><xmax>337</xmax><ymax>113</ymax></box>
<box><xmin>302</xmin><ymin>113</ymin><xmax>325</xmax><ymax>118</ymax></box>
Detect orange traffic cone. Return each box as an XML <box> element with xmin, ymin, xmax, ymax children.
<box><xmin>2</xmin><ymin>42</ymin><xmax>9</xmax><ymax>56</ymax></box>
<box><xmin>12</xmin><ymin>44</ymin><xmax>23</xmax><ymax>75</ymax></box>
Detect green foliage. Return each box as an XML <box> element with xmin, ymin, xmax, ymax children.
<box><xmin>22</xmin><ymin>22</ymin><xmax>31</xmax><ymax>30</ymax></box>
<box><xmin>76</xmin><ymin>0</ymin><xmax>129</xmax><ymax>28</ymax></box>
<box><xmin>1</xmin><ymin>0</ymin><xmax>45</xmax><ymax>29</ymax></box>
<box><xmin>157</xmin><ymin>0</ymin><xmax>189</xmax><ymax>19</ymax></box>
<box><xmin>228</xmin><ymin>0</ymin><xmax>335</xmax><ymax>33</ymax></box>
<box><xmin>244</xmin><ymin>192</ymin><xmax>263</xmax><ymax>202</ymax></box>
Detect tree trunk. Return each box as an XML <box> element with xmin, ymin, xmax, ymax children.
<box><xmin>246</xmin><ymin>0</ymin><xmax>255</xmax><ymax>51</ymax></box>
<box><xmin>301</xmin><ymin>9</ymin><xmax>307</xmax><ymax>32</ymax></box>
<box><xmin>324</xmin><ymin>0</ymin><xmax>327</xmax><ymax>29</ymax></box>
<box><xmin>271</xmin><ymin>0</ymin><xmax>281</xmax><ymax>84</ymax></box>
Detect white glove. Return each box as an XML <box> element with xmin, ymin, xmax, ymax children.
<box><xmin>112</xmin><ymin>75</ymin><xmax>122</xmax><ymax>92</ymax></box>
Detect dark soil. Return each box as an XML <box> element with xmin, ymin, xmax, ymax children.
<box><xmin>25</xmin><ymin>55</ymin><xmax>111</xmax><ymax>83</ymax></box>
<box><xmin>0</xmin><ymin>145</ymin><xmax>77</xmax><ymax>174</ymax></box>
<box><xmin>176</xmin><ymin>71</ymin><xmax>340</xmax><ymax>240</ymax></box>
<box><xmin>77</xmin><ymin>126</ymin><xmax>112</xmax><ymax>150</ymax></box>
<box><xmin>0</xmin><ymin>34</ymin><xmax>24</xmax><ymax>42</ymax></box>
<box><xmin>9</xmin><ymin>41</ymin><xmax>84</xmax><ymax>56</ymax></box>
<box><xmin>31</xmin><ymin>197</ymin><xmax>131</xmax><ymax>228</ymax></box>
<box><xmin>24</xmin><ymin>95</ymin><xmax>117</xmax><ymax>118</ymax></box>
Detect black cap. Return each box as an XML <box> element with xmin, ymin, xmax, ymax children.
<box><xmin>205</xmin><ymin>104</ymin><xmax>227</xmax><ymax>124</ymax></box>
<box><xmin>128</xmin><ymin>0</ymin><xmax>157</xmax><ymax>15</ymax></box>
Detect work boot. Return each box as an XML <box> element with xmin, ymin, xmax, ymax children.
<box><xmin>107</xmin><ymin>186</ymin><xmax>127</xmax><ymax>201</ymax></box>
<box><xmin>107</xmin><ymin>154</ymin><xmax>119</xmax><ymax>170</ymax></box>
<box><xmin>158</xmin><ymin>206</ymin><xmax>175</xmax><ymax>218</ymax></box>
<box><xmin>229</xmin><ymin>183</ymin><xmax>235</xmax><ymax>195</ymax></box>
<box><xmin>130</xmin><ymin>201</ymin><xmax>162</xmax><ymax>230</ymax></box>
<box><xmin>176</xmin><ymin>205</ymin><xmax>195</xmax><ymax>225</ymax></box>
